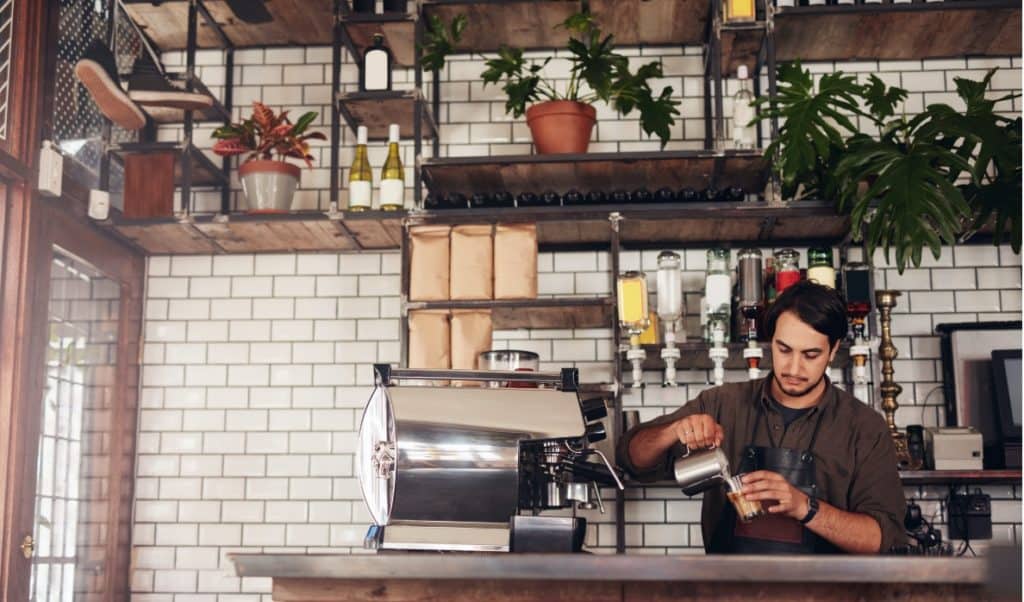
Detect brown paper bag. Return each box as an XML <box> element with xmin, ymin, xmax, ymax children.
<box><xmin>409</xmin><ymin>225</ymin><xmax>451</xmax><ymax>301</ymax></box>
<box><xmin>408</xmin><ymin>310</ymin><xmax>450</xmax><ymax>370</ymax></box>
<box><xmin>449</xmin><ymin>224</ymin><xmax>493</xmax><ymax>300</ymax></box>
<box><xmin>450</xmin><ymin>310</ymin><xmax>493</xmax><ymax>387</ymax></box>
<box><xmin>494</xmin><ymin>223</ymin><xmax>538</xmax><ymax>300</ymax></box>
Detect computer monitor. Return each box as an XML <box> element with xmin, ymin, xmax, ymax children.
<box><xmin>991</xmin><ymin>349</ymin><xmax>1022</xmax><ymax>441</ymax></box>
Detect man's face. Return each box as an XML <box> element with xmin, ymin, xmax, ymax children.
<box><xmin>770</xmin><ymin>310</ymin><xmax>837</xmax><ymax>398</ymax></box>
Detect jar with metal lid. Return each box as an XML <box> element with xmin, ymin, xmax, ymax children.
<box><xmin>807</xmin><ymin>247</ymin><xmax>835</xmax><ymax>288</ymax></box>
<box><xmin>774</xmin><ymin>248</ymin><xmax>800</xmax><ymax>294</ymax></box>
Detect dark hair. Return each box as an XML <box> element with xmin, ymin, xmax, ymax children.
<box><xmin>763</xmin><ymin>280</ymin><xmax>848</xmax><ymax>348</ymax></box>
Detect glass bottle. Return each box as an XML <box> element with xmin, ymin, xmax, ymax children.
<box><xmin>379</xmin><ymin>124</ymin><xmax>404</xmax><ymax>210</ymax></box>
<box><xmin>705</xmin><ymin>249</ymin><xmax>732</xmax><ymax>343</ymax></box>
<box><xmin>732</xmin><ymin>65</ymin><xmax>756</xmax><ymax>150</ymax></box>
<box><xmin>347</xmin><ymin>125</ymin><xmax>372</xmax><ymax>211</ymax></box>
<box><xmin>763</xmin><ymin>256</ymin><xmax>777</xmax><ymax>305</ymax></box>
<box><xmin>360</xmin><ymin>34</ymin><xmax>392</xmax><ymax>92</ymax></box>
<box><xmin>617</xmin><ymin>271</ymin><xmax>650</xmax><ymax>335</ymax></box>
<box><xmin>656</xmin><ymin>251</ymin><xmax>683</xmax><ymax>327</ymax></box>
<box><xmin>843</xmin><ymin>262</ymin><xmax>872</xmax><ymax>338</ymax></box>
<box><xmin>774</xmin><ymin>248</ymin><xmax>800</xmax><ymax>294</ymax></box>
<box><xmin>737</xmin><ymin>249</ymin><xmax>763</xmax><ymax>342</ymax></box>
<box><xmin>807</xmin><ymin>247</ymin><xmax>836</xmax><ymax>288</ymax></box>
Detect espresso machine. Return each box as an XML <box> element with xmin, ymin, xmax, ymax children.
<box><xmin>357</xmin><ymin>364</ymin><xmax>623</xmax><ymax>553</ymax></box>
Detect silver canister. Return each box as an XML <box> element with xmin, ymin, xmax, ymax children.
<box><xmin>673</xmin><ymin>447</ymin><xmax>731</xmax><ymax>496</ymax></box>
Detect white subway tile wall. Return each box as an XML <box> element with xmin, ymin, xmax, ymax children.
<box><xmin>134</xmin><ymin>44</ymin><xmax>1023</xmax><ymax>596</ymax></box>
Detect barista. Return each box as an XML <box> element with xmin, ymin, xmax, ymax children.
<box><xmin>617</xmin><ymin>281</ymin><xmax>906</xmax><ymax>554</ymax></box>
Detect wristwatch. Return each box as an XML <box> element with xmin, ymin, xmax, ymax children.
<box><xmin>799</xmin><ymin>494</ymin><xmax>819</xmax><ymax>525</ymax></box>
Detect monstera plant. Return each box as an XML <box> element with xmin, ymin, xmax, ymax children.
<box><xmin>754</xmin><ymin>64</ymin><xmax>1021</xmax><ymax>272</ymax></box>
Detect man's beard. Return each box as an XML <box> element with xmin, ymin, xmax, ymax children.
<box><xmin>772</xmin><ymin>370</ymin><xmax>826</xmax><ymax>398</ymax></box>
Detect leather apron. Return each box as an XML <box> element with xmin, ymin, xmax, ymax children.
<box><xmin>725</xmin><ymin>401</ymin><xmax>826</xmax><ymax>554</ymax></box>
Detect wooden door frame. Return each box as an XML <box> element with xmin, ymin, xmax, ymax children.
<box><xmin>0</xmin><ymin>195</ymin><xmax>146</xmax><ymax>602</ymax></box>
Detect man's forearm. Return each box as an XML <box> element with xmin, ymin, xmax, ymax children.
<box><xmin>804</xmin><ymin>500</ymin><xmax>882</xmax><ymax>554</ymax></box>
<box><xmin>627</xmin><ymin>421</ymin><xmax>678</xmax><ymax>472</ymax></box>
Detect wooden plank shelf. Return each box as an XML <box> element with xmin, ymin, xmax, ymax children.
<box><xmin>113</xmin><ymin>143</ymin><xmax>227</xmax><ymax>188</ymax></box>
<box><xmin>622</xmin><ymin>341</ymin><xmax>853</xmax><ymax>372</ymax></box>
<box><xmin>774</xmin><ymin>0</ymin><xmax>1021</xmax><ymax>63</ymax></box>
<box><xmin>340</xmin><ymin>14</ymin><xmax>417</xmax><ymax>67</ymax></box>
<box><xmin>121</xmin><ymin>0</ymin><xmax>336</xmax><ymax>50</ymax></box>
<box><xmin>899</xmin><ymin>469</ymin><xmax>1022</xmax><ymax>485</ymax></box>
<box><xmin>421</xmin><ymin>150</ymin><xmax>771</xmax><ymax>198</ymax></box>
<box><xmin>95</xmin><ymin>210</ymin><xmax>406</xmax><ymax>255</ymax></box>
<box><xmin>143</xmin><ymin>75</ymin><xmax>231</xmax><ymax>124</ymax></box>
<box><xmin>336</xmin><ymin>90</ymin><xmax>437</xmax><ymax>141</ymax></box>
<box><xmin>407</xmin><ymin>297</ymin><xmax>614</xmax><ymax>329</ymax></box>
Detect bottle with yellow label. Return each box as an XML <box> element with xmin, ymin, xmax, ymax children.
<box><xmin>725</xmin><ymin>0</ymin><xmax>755</xmax><ymax>22</ymax></box>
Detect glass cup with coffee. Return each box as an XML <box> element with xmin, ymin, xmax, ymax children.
<box><xmin>726</xmin><ymin>474</ymin><xmax>765</xmax><ymax>522</ymax></box>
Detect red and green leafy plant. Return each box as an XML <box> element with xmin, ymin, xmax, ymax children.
<box><xmin>211</xmin><ymin>101</ymin><xmax>326</xmax><ymax>166</ymax></box>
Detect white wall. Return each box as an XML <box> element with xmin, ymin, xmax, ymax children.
<box><xmin>127</xmin><ymin>39</ymin><xmax>1024</xmax><ymax>602</ymax></box>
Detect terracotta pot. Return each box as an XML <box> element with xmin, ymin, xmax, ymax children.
<box><xmin>525</xmin><ymin>100</ymin><xmax>597</xmax><ymax>154</ymax></box>
<box><xmin>238</xmin><ymin>160</ymin><xmax>301</xmax><ymax>213</ymax></box>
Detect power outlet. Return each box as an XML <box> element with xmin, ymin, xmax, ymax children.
<box><xmin>38</xmin><ymin>140</ymin><xmax>63</xmax><ymax>197</ymax></box>
<box><xmin>88</xmin><ymin>189</ymin><xmax>110</xmax><ymax>221</ymax></box>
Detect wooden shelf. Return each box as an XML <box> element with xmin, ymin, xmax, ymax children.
<box><xmin>898</xmin><ymin>469</ymin><xmax>1022</xmax><ymax>485</ymax></box>
<box><xmin>122</xmin><ymin>0</ymin><xmax>335</xmax><ymax>50</ymax></box>
<box><xmin>336</xmin><ymin>90</ymin><xmax>437</xmax><ymax>141</ymax></box>
<box><xmin>422</xmin><ymin>0</ymin><xmax>708</xmax><ymax>55</ymax></box>
<box><xmin>774</xmin><ymin>0</ymin><xmax>1021</xmax><ymax>63</ymax></box>
<box><xmin>408</xmin><ymin>297</ymin><xmax>614</xmax><ymax>329</ymax></box>
<box><xmin>340</xmin><ymin>14</ymin><xmax>417</xmax><ymax>67</ymax></box>
<box><xmin>95</xmin><ymin>210</ymin><xmax>405</xmax><ymax>255</ymax></box>
<box><xmin>421</xmin><ymin>150</ymin><xmax>770</xmax><ymax>198</ymax></box>
<box><xmin>622</xmin><ymin>342</ymin><xmax>853</xmax><ymax>372</ymax></box>
<box><xmin>407</xmin><ymin>201</ymin><xmax>851</xmax><ymax>249</ymax></box>
<box><xmin>113</xmin><ymin>143</ymin><xmax>227</xmax><ymax>188</ymax></box>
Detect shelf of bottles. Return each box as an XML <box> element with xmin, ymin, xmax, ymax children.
<box><xmin>616</xmin><ymin>246</ymin><xmax>873</xmax><ymax>391</ymax></box>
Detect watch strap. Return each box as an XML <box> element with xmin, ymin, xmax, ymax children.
<box><xmin>799</xmin><ymin>495</ymin><xmax>819</xmax><ymax>525</ymax></box>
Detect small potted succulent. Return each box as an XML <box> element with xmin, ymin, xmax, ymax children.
<box><xmin>211</xmin><ymin>101</ymin><xmax>326</xmax><ymax>213</ymax></box>
<box><xmin>480</xmin><ymin>12</ymin><xmax>680</xmax><ymax>153</ymax></box>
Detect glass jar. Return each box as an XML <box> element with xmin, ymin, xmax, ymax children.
<box><xmin>617</xmin><ymin>271</ymin><xmax>650</xmax><ymax>336</ymax></box>
<box><xmin>705</xmin><ymin>249</ymin><xmax>732</xmax><ymax>317</ymax></box>
<box><xmin>656</xmin><ymin>251</ymin><xmax>683</xmax><ymax>323</ymax></box>
<box><xmin>774</xmin><ymin>248</ymin><xmax>800</xmax><ymax>294</ymax></box>
<box><xmin>807</xmin><ymin>247</ymin><xmax>836</xmax><ymax>288</ymax></box>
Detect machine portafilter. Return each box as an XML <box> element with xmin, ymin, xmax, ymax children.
<box><xmin>357</xmin><ymin>364</ymin><xmax>624</xmax><ymax>553</ymax></box>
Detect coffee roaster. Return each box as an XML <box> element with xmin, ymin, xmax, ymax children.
<box><xmin>357</xmin><ymin>364</ymin><xmax>623</xmax><ymax>552</ymax></box>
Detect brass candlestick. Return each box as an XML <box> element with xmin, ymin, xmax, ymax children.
<box><xmin>875</xmin><ymin>290</ymin><xmax>913</xmax><ymax>468</ymax></box>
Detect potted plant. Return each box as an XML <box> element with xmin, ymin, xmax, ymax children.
<box><xmin>211</xmin><ymin>101</ymin><xmax>326</xmax><ymax>213</ymax></box>
<box><xmin>479</xmin><ymin>12</ymin><xmax>679</xmax><ymax>153</ymax></box>
<box><xmin>754</xmin><ymin>63</ymin><xmax>1021</xmax><ymax>272</ymax></box>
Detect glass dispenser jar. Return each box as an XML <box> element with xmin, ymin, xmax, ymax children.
<box><xmin>774</xmin><ymin>248</ymin><xmax>800</xmax><ymax>294</ymax></box>
<box><xmin>807</xmin><ymin>247</ymin><xmax>836</xmax><ymax>288</ymax></box>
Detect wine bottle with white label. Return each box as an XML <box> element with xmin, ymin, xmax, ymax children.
<box><xmin>348</xmin><ymin>125</ymin><xmax>372</xmax><ymax>212</ymax></box>
<box><xmin>360</xmin><ymin>34</ymin><xmax>392</xmax><ymax>92</ymax></box>
<box><xmin>732</xmin><ymin>65</ymin><xmax>756</xmax><ymax>150</ymax></box>
<box><xmin>379</xmin><ymin>124</ymin><xmax>404</xmax><ymax>211</ymax></box>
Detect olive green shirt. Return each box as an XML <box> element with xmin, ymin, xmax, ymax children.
<box><xmin>615</xmin><ymin>377</ymin><xmax>907</xmax><ymax>554</ymax></box>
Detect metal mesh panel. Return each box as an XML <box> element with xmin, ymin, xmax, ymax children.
<box><xmin>0</xmin><ymin>0</ymin><xmax>14</xmax><ymax>140</ymax></box>
<box><xmin>110</xmin><ymin>1</ymin><xmax>142</xmax><ymax>144</ymax></box>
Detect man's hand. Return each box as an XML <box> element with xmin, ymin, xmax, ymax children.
<box><xmin>673</xmin><ymin>414</ymin><xmax>724</xmax><ymax>450</ymax></box>
<box><xmin>741</xmin><ymin>470</ymin><xmax>810</xmax><ymax>521</ymax></box>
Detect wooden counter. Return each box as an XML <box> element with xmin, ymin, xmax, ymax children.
<box><xmin>231</xmin><ymin>553</ymin><xmax>1002</xmax><ymax>602</ymax></box>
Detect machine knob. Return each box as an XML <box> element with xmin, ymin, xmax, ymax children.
<box><xmin>585</xmin><ymin>423</ymin><xmax>607</xmax><ymax>443</ymax></box>
<box><xmin>580</xmin><ymin>397</ymin><xmax>608</xmax><ymax>422</ymax></box>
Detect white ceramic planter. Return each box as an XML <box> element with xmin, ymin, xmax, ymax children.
<box><xmin>238</xmin><ymin>160</ymin><xmax>300</xmax><ymax>213</ymax></box>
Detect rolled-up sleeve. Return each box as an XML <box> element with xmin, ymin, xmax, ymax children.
<box><xmin>615</xmin><ymin>392</ymin><xmax>714</xmax><ymax>483</ymax></box>
<box><xmin>848</xmin><ymin>414</ymin><xmax>908</xmax><ymax>553</ymax></box>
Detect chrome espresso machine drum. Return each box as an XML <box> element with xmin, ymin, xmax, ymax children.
<box><xmin>356</xmin><ymin>364</ymin><xmax>622</xmax><ymax>552</ymax></box>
